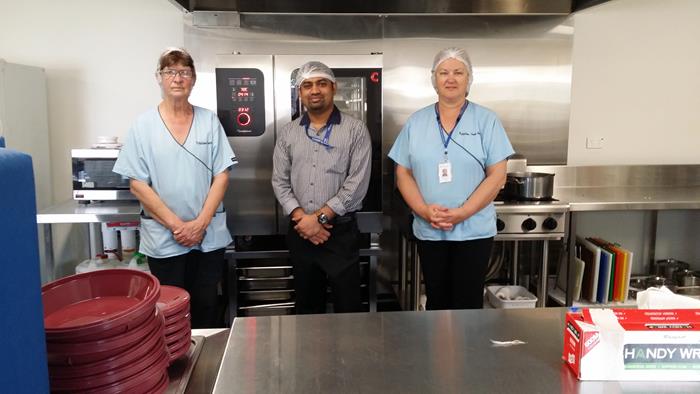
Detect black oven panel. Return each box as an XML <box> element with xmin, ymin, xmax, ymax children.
<box><xmin>216</xmin><ymin>68</ymin><xmax>266</xmax><ymax>137</ymax></box>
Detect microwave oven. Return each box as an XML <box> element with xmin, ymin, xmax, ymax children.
<box><xmin>72</xmin><ymin>149</ymin><xmax>136</xmax><ymax>201</ymax></box>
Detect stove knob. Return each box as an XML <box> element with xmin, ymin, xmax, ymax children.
<box><xmin>543</xmin><ymin>217</ymin><xmax>558</xmax><ymax>231</ymax></box>
<box><xmin>496</xmin><ymin>218</ymin><xmax>505</xmax><ymax>232</ymax></box>
<box><xmin>522</xmin><ymin>218</ymin><xmax>536</xmax><ymax>232</ymax></box>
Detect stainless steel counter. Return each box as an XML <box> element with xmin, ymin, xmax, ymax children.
<box><xmin>36</xmin><ymin>200</ymin><xmax>141</xmax><ymax>280</ymax></box>
<box><xmin>36</xmin><ymin>200</ymin><xmax>141</xmax><ymax>223</ymax></box>
<box><xmin>182</xmin><ymin>329</ymin><xmax>229</xmax><ymax>394</ymax></box>
<box><xmin>555</xmin><ymin>186</ymin><xmax>700</xmax><ymax>211</ymax></box>
<box><xmin>212</xmin><ymin>308</ymin><xmax>700</xmax><ymax>393</ymax></box>
<box><xmin>494</xmin><ymin>199</ymin><xmax>570</xmax><ymax>214</ymax></box>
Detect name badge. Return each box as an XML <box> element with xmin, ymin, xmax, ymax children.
<box><xmin>438</xmin><ymin>161</ymin><xmax>452</xmax><ymax>183</ymax></box>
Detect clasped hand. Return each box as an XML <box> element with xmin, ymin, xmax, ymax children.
<box><xmin>172</xmin><ymin>218</ymin><xmax>207</xmax><ymax>247</ymax></box>
<box><xmin>423</xmin><ymin>204</ymin><xmax>469</xmax><ymax>231</ymax></box>
<box><xmin>293</xmin><ymin>213</ymin><xmax>333</xmax><ymax>245</ymax></box>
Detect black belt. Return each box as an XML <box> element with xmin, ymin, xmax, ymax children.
<box><xmin>288</xmin><ymin>212</ymin><xmax>356</xmax><ymax>226</ymax></box>
<box><xmin>333</xmin><ymin>212</ymin><xmax>356</xmax><ymax>225</ymax></box>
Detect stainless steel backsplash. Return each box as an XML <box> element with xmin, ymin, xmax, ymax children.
<box><xmin>185</xmin><ymin>13</ymin><xmax>574</xmax><ymax>171</ymax></box>
<box><xmin>531</xmin><ymin>165</ymin><xmax>700</xmax><ymax>188</ymax></box>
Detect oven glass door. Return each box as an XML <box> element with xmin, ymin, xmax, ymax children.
<box><xmin>291</xmin><ymin>75</ymin><xmax>367</xmax><ymax>124</ymax></box>
<box><xmin>288</xmin><ymin>67</ymin><xmax>382</xmax><ymax>214</ymax></box>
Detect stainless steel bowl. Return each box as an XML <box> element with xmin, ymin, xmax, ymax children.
<box><xmin>629</xmin><ymin>275</ymin><xmax>652</xmax><ymax>289</ymax></box>
<box><xmin>645</xmin><ymin>276</ymin><xmax>670</xmax><ymax>288</ymax></box>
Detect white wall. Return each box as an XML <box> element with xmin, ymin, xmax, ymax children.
<box><xmin>568</xmin><ymin>0</ymin><xmax>700</xmax><ymax>165</ymax></box>
<box><xmin>0</xmin><ymin>0</ymin><xmax>184</xmax><ymax>276</ymax></box>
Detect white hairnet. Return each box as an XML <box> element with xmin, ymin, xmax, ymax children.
<box><xmin>430</xmin><ymin>47</ymin><xmax>474</xmax><ymax>93</ymax></box>
<box><xmin>295</xmin><ymin>61</ymin><xmax>336</xmax><ymax>87</ymax></box>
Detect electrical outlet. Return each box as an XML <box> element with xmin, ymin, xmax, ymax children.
<box><xmin>586</xmin><ymin>137</ymin><xmax>604</xmax><ymax>149</ymax></box>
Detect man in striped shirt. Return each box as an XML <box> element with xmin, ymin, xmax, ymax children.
<box><xmin>272</xmin><ymin>61</ymin><xmax>372</xmax><ymax>314</ymax></box>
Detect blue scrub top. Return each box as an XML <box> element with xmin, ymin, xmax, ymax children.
<box><xmin>388</xmin><ymin>101</ymin><xmax>514</xmax><ymax>241</ymax></box>
<box><xmin>113</xmin><ymin>106</ymin><xmax>237</xmax><ymax>258</ymax></box>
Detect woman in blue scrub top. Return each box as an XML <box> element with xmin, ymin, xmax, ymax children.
<box><xmin>388</xmin><ymin>48</ymin><xmax>514</xmax><ymax>310</ymax></box>
<box><xmin>114</xmin><ymin>48</ymin><xmax>237</xmax><ymax>327</ymax></box>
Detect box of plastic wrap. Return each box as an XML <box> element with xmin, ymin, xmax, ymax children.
<box><xmin>563</xmin><ymin>308</ymin><xmax>700</xmax><ymax>381</ymax></box>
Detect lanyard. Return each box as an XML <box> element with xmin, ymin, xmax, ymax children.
<box><xmin>305</xmin><ymin>122</ymin><xmax>334</xmax><ymax>149</ymax></box>
<box><xmin>435</xmin><ymin>101</ymin><xmax>468</xmax><ymax>156</ymax></box>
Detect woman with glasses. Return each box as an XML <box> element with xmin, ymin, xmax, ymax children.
<box><xmin>388</xmin><ymin>47</ymin><xmax>514</xmax><ymax>310</ymax></box>
<box><xmin>114</xmin><ymin>47</ymin><xmax>237</xmax><ymax>328</ymax></box>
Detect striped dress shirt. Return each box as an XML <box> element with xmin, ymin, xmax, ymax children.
<box><xmin>272</xmin><ymin>106</ymin><xmax>372</xmax><ymax>217</ymax></box>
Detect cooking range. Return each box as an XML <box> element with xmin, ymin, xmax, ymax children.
<box><xmin>495</xmin><ymin>197</ymin><xmax>568</xmax><ymax>239</ymax></box>
<box><xmin>494</xmin><ymin>193</ymin><xmax>569</xmax><ymax>307</ymax></box>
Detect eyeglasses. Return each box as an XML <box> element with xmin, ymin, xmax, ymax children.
<box><xmin>159</xmin><ymin>69</ymin><xmax>194</xmax><ymax>79</ymax></box>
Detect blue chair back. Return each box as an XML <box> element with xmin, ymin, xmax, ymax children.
<box><xmin>0</xmin><ymin>147</ymin><xmax>49</xmax><ymax>393</ymax></box>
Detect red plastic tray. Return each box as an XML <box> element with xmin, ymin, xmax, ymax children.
<box><xmin>168</xmin><ymin>336</ymin><xmax>192</xmax><ymax>363</ymax></box>
<box><xmin>67</xmin><ymin>349</ymin><xmax>168</xmax><ymax>394</ymax></box>
<box><xmin>159</xmin><ymin>302</ymin><xmax>189</xmax><ymax>319</ymax></box>
<box><xmin>50</xmin><ymin>335</ymin><xmax>167</xmax><ymax>391</ymax></box>
<box><xmin>164</xmin><ymin>313</ymin><xmax>190</xmax><ymax>336</ymax></box>
<box><xmin>144</xmin><ymin>370</ymin><xmax>169</xmax><ymax>394</ymax></box>
<box><xmin>163</xmin><ymin>306</ymin><xmax>190</xmax><ymax>326</ymax></box>
<box><xmin>165</xmin><ymin>323</ymin><xmax>191</xmax><ymax>347</ymax></box>
<box><xmin>43</xmin><ymin>270</ymin><xmax>160</xmax><ymax>341</ymax></box>
<box><xmin>48</xmin><ymin>315</ymin><xmax>165</xmax><ymax>379</ymax></box>
<box><xmin>157</xmin><ymin>285</ymin><xmax>190</xmax><ymax>317</ymax></box>
<box><xmin>47</xmin><ymin>307</ymin><xmax>160</xmax><ymax>366</ymax></box>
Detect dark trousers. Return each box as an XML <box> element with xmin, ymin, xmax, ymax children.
<box><xmin>287</xmin><ymin>218</ymin><xmax>362</xmax><ymax>314</ymax></box>
<box><xmin>416</xmin><ymin>237</ymin><xmax>494</xmax><ymax>310</ymax></box>
<box><xmin>148</xmin><ymin>248</ymin><xmax>225</xmax><ymax>328</ymax></box>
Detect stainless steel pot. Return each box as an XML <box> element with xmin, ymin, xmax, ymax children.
<box><xmin>675</xmin><ymin>269</ymin><xmax>700</xmax><ymax>287</ymax></box>
<box><xmin>651</xmin><ymin>259</ymin><xmax>689</xmax><ymax>281</ymax></box>
<box><xmin>504</xmin><ymin>172</ymin><xmax>554</xmax><ymax>200</ymax></box>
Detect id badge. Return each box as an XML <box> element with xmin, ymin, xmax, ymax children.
<box><xmin>438</xmin><ymin>161</ymin><xmax>452</xmax><ymax>183</ymax></box>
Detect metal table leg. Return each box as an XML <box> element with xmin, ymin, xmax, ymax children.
<box><xmin>88</xmin><ymin>222</ymin><xmax>102</xmax><ymax>258</ymax></box>
<box><xmin>368</xmin><ymin>233</ymin><xmax>379</xmax><ymax>313</ymax></box>
<box><xmin>369</xmin><ymin>255</ymin><xmax>378</xmax><ymax>312</ymax></box>
<box><xmin>226</xmin><ymin>255</ymin><xmax>238</xmax><ymax>326</ymax></box>
<box><xmin>412</xmin><ymin>242</ymin><xmax>421</xmax><ymax>311</ymax></box>
<box><xmin>399</xmin><ymin>235</ymin><xmax>407</xmax><ymax>309</ymax></box>
<box><xmin>538</xmin><ymin>241</ymin><xmax>549</xmax><ymax>307</ymax></box>
<box><xmin>43</xmin><ymin>223</ymin><xmax>54</xmax><ymax>282</ymax></box>
<box><xmin>566</xmin><ymin>212</ymin><xmax>577</xmax><ymax>306</ymax></box>
<box><xmin>512</xmin><ymin>241</ymin><xmax>519</xmax><ymax>286</ymax></box>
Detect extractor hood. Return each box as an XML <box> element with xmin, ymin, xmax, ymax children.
<box><xmin>168</xmin><ymin>0</ymin><xmax>612</xmax><ymax>14</ymax></box>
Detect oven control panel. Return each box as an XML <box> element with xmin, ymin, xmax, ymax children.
<box><xmin>215</xmin><ymin>68</ymin><xmax>265</xmax><ymax>137</ymax></box>
<box><xmin>496</xmin><ymin>212</ymin><xmax>566</xmax><ymax>234</ymax></box>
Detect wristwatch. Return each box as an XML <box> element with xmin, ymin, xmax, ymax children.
<box><xmin>317</xmin><ymin>212</ymin><xmax>330</xmax><ymax>225</ymax></box>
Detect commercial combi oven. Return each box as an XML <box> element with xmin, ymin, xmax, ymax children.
<box><xmin>215</xmin><ymin>54</ymin><xmax>383</xmax><ymax>236</ymax></box>
<box><xmin>215</xmin><ymin>54</ymin><xmax>383</xmax><ymax>318</ymax></box>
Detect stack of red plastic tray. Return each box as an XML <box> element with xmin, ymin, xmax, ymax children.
<box><xmin>156</xmin><ymin>285</ymin><xmax>192</xmax><ymax>363</ymax></box>
<box><xmin>42</xmin><ymin>269</ymin><xmax>169</xmax><ymax>393</ymax></box>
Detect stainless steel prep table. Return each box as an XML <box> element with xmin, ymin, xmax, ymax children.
<box><xmin>36</xmin><ymin>199</ymin><xmax>141</xmax><ymax>280</ymax></box>
<box><xmin>211</xmin><ymin>308</ymin><xmax>700</xmax><ymax>393</ymax></box>
<box><xmin>556</xmin><ymin>186</ymin><xmax>700</xmax><ymax>211</ymax></box>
